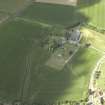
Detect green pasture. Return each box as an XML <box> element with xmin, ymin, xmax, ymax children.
<box><xmin>79</xmin><ymin>0</ymin><xmax>105</xmax><ymax>29</ymax></box>
<box><xmin>97</xmin><ymin>61</ymin><xmax>105</xmax><ymax>90</ymax></box>
<box><xmin>81</xmin><ymin>28</ymin><xmax>105</xmax><ymax>51</ymax></box>
<box><xmin>0</xmin><ymin>19</ymin><xmax>50</xmax><ymax>101</ymax></box>
<box><xmin>0</xmin><ymin>0</ymin><xmax>105</xmax><ymax>103</ymax></box>
<box><xmin>28</xmin><ymin>47</ymin><xmax>101</xmax><ymax>103</ymax></box>
<box><xmin>0</xmin><ymin>18</ymin><xmax>101</xmax><ymax>103</ymax></box>
<box><xmin>20</xmin><ymin>2</ymin><xmax>87</xmax><ymax>27</ymax></box>
<box><xmin>0</xmin><ymin>0</ymin><xmax>30</xmax><ymax>13</ymax></box>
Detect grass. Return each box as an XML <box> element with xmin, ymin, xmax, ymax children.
<box><xmin>20</xmin><ymin>0</ymin><xmax>105</xmax><ymax>29</ymax></box>
<box><xmin>0</xmin><ymin>0</ymin><xmax>30</xmax><ymax>13</ymax></box>
<box><xmin>0</xmin><ymin>19</ymin><xmax>51</xmax><ymax>101</ymax></box>
<box><xmin>46</xmin><ymin>43</ymin><xmax>78</xmax><ymax>70</ymax></box>
<box><xmin>28</xmin><ymin>47</ymin><xmax>101</xmax><ymax>104</ymax></box>
<box><xmin>79</xmin><ymin>0</ymin><xmax>105</xmax><ymax>29</ymax></box>
<box><xmin>0</xmin><ymin>18</ymin><xmax>101</xmax><ymax>103</ymax></box>
<box><xmin>81</xmin><ymin>28</ymin><xmax>105</xmax><ymax>51</ymax></box>
<box><xmin>20</xmin><ymin>2</ymin><xmax>87</xmax><ymax>27</ymax></box>
<box><xmin>0</xmin><ymin>0</ymin><xmax>105</xmax><ymax>103</ymax></box>
<box><xmin>97</xmin><ymin>61</ymin><xmax>105</xmax><ymax>90</ymax></box>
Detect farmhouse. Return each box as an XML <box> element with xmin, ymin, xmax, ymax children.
<box><xmin>65</xmin><ymin>29</ymin><xmax>81</xmax><ymax>44</ymax></box>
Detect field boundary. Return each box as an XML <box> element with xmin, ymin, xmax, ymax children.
<box><xmin>34</xmin><ymin>0</ymin><xmax>77</xmax><ymax>6</ymax></box>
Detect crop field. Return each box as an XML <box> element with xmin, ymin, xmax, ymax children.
<box><xmin>0</xmin><ymin>0</ymin><xmax>105</xmax><ymax>104</ymax></box>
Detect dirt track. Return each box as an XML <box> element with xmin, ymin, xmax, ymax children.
<box><xmin>35</xmin><ymin>0</ymin><xmax>77</xmax><ymax>6</ymax></box>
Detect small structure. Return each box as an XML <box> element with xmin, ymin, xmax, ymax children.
<box><xmin>65</xmin><ymin>29</ymin><xmax>81</xmax><ymax>44</ymax></box>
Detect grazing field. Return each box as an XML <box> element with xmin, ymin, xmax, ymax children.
<box><xmin>28</xmin><ymin>47</ymin><xmax>101</xmax><ymax>103</ymax></box>
<box><xmin>81</xmin><ymin>28</ymin><xmax>105</xmax><ymax>51</ymax></box>
<box><xmin>0</xmin><ymin>0</ymin><xmax>105</xmax><ymax>104</ymax></box>
<box><xmin>79</xmin><ymin>0</ymin><xmax>105</xmax><ymax>29</ymax></box>
<box><xmin>0</xmin><ymin>18</ymin><xmax>101</xmax><ymax>103</ymax></box>
<box><xmin>0</xmin><ymin>0</ymin><xmax>30</xmax><ymax>13</ymax></box>
<box><xmin>20</xmin><ymin>2</ymin><xmax>87</xmax><ymax>27</ymax></box>
<box><xmin>0</xmin><ymin>19</ymin><xmax>51</xmax><ymax>101</ymax></box>
<box><xmin>20</xmin><ymin>0</ymin><xmax>105</xmax><ymax>29</ymax></box>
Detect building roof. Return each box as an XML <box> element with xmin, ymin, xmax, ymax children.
<box><xmin>70</xmin><ymin>29</ymin><xmax>81</xmax><ymax>41</ymax></box>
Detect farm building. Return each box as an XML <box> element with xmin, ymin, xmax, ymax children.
<box><xmin>65</xmin><ymin>29</ymin><xmax>81</xmax><ymax>44</ymax></box>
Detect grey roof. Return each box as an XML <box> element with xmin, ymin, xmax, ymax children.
<box><xmin>70</xmin><ymin>30</ymin><xmax>81</xmax><ymax>41</ymax></box>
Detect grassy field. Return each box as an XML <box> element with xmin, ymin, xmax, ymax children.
<box><xmin>81</xmin><ymin>28</ymin><xmax>105</xmax><ymax>51</ymax></box>
<box><xmin>0</xmin><ymin>0</ymin><xmax>30</xmax><ymax>13</ymax></box>
<box><xmin>27</xmin><ymin>47</ymin><xmax>101</xmax><ymax>104</ymax></box>
<box><xmin>0</xmin><ymin>19</ymin><xmax>51</xmax><ymax>101</ymax></box>
<box><xmin>97</xmin><ymin>61</ymin><xmax>105</xmax><ymax>90</ymax></box>
<box><xmin>0</xmin><ymin>12</ymin><xmax>8</xmax><ymax>20</ymax></box>
<box><xmin>0</xmin><ymin>0</ymin><xmax>105</xmax><ymax>104</ymax></box>
<box><xmin>20</xmin><ymin>2</ymin><xmax>87</xmax><ymax>27</ymax></box>
<box><xmin>19</xmin><ymin>0</ymin><xmax>105</xmax><ymax>29</ymax></box>
<box><xmin>0</xmin><ymin>18</ymin><xmax>102</xmax><ymax>103</ymax></box>
<box><xmin>79</xmin><ymin>0</ymin><xmax>105</xmax><ymax>29</ymax></box>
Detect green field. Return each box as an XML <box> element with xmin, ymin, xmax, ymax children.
<box><xmin>20</xmin><ymin>2</ymin><xmax>87</xmax><ymax>27</ymax></box>
<box><xmin>0</xmin><ymin>0</ymin><xmax>105</xmax><ymax>104</ymax></box>
<box><xmin>97</xmin><ymin>62</ymin><xmax>105</xmax><ymax>90</ymax></box>
<box><xmin>0</xmin><ymin>0</ymin><xmax>30</xmax><ymax>13</ymax></box>
<box><xmin>0</xmin><ymin>19</ymin><xmax>102</xmax><ymax>103</ymax></box>
<box><xmin>19</xmin><ymin>0</ymin><xmax>105</xmax><ymax>29</ymax></box>
<box><xmin>79</xmin><ymin>0</ymin><xmax>105</xmax><ymax>29</ymax></box>
<box><xmin>0</xmin><ymin>19</ymin><xmax>51</xmax><ymax>101</ymax></box>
